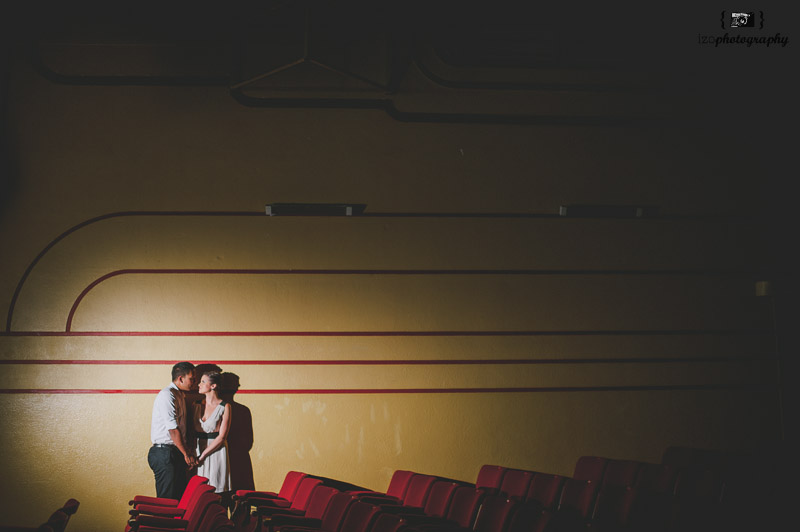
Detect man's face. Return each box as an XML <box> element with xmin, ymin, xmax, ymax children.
<box><xmin>176</xmin><ymin>372</ymin><xmax>195</xmax><ymax>392</ymax></box>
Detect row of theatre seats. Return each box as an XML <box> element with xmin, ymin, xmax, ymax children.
<box><xmin>0</xmin><ymin>499</ymin><xmax>79</xmax><ymax>532</ymax></box>
<box><xmin>126</xmin><ymin>477</ymin><xmax>235</xmax><ymax>532</ymax></box>
<box><xmin>227</xmin><ymin>446</ymin><xmax>782</xmax><ymax>532</ymax></box>
<box><xmin>120</xmin><ymin>445</ymin><xmax>786</xmax><ymax>532</ymax></box>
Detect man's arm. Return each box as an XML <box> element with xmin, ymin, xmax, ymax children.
<box><xmin>169</xmin><ymin>428</ymin><xmax>197</xmax><ymax>467</ymax></box>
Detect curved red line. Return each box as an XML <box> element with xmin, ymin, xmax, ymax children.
<box><xmin>7</xmin><ymin>211</ymin><xmax>263</xmax><ymax>333</ymax></box>
<box><xmin>7</xmin><ymin>209</ymin><xmax>746</xmax><ymax>333</ymax></box>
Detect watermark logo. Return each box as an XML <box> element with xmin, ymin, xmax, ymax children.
<box><xmin>729</xmin><ymin>12</ymin><xmax>755</xmax><ymax>28</ymax></box>
<box><xmin>699</xmin><ymin>9</ymin><xmax>789</xmax><ymax>47</ymax></box>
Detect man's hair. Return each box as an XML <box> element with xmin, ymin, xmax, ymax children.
<box><xmin>172</xmin><ymin>361</ymin><xmax>195</xmax><ymax>381</ymax></box>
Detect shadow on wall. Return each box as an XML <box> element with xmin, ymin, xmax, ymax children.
<box><xmin>221</xmin><ymin>372</ymin><xmax>256</xmax><ymax>492</ymax></box>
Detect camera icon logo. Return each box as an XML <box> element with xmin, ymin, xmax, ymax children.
<box><xmin>730</xmin><ymin>12</ymin><xmax>755</xmax><ymax>28</ymax></box>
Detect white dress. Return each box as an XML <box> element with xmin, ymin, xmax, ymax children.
<box><xmin>194</xmin><ymin>401</ymin><xmax>231</xmax><ymax>493</ymax></box>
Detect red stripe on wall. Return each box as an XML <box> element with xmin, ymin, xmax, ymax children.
<box><xmin>0</xmin><ymin>384</ymin><xmax>755</xmax><ymax>395</ymax></box>
<box><xmin>0</xmin><ymin>356</ymin><xmax>757</xmax><ymax>365</ymax></box>
<box><xmin>0</xmin><ymin>329</ymin><xmax>762</xmax><ymax>337</ymax></box>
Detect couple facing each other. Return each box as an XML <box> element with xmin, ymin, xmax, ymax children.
<box><xmin>148</xmin><ymin>361</ymin><xmax>232</xmax><ymax>499</ymax></box>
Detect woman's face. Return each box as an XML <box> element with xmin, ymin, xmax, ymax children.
<box><xmin>198</xmin><ymin>375</ymin><xmax>214</xmax><ymax>394</ymax></box>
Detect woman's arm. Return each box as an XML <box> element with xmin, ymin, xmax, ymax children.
<box><xmin>198</xmin><ymin>403</ymin><xmax>232</xmax><ymax>462</ymax></box>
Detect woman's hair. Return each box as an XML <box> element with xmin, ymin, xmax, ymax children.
<box><xmin>204</xmin><ymin>371</ymin><xmax>223</xmax><ymax>388</ymax></box>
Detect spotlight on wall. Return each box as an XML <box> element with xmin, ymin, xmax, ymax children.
<box><xmin>265</xmin><ymin>203</ymin><xmax>367</xmax><ymax>216</ymax></box>
<box><xmin>558</xmin><ymin>204</ymin><xmax>659</xmax><ymax>218</ymax></box>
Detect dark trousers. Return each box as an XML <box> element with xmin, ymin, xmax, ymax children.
<box><xmin>148</xmin><ymin>445</ymin><xmax>188</xmax><ymax>500</ymax></box>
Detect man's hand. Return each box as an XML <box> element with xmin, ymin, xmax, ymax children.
<box><xmin>184</xmin><ymin>453</ymin><xmax>198</xmax><ymax>467</ymax></box>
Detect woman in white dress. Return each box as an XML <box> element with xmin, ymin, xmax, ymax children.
<box><xmin>195</xmin><ymin>371</ymin><xmax>232</xmax><ymax>497</ymax></box>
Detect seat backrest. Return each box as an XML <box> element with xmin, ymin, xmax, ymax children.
<box><xmin>476</xmin><ymin>465</ymin><xmax>507</xmax><ymax>490</ymax></box>
<box><xmin>499</xmin><ymin>470</ymin><xmax>535</xmax><ymax>500</ymax></box>
<box><xmin>278</xmin><ymin>471</ymin><xmax>309</xmax><ymax>501</ymax></box>
<box><xmin>291</xmin><ymin>478</ymin><xmax>324</xmax><ymax>510</ymax></box>
<box><xmin>602</xmin><ymin>460</ymin><xmax>642</xmax><ymax>488</ymax></box>
<box><xmin>184</xmin><ymin>491</ymin><xmax>222</xmax><ymax>531</ymax></box>
<box><xmin>179</xmin><ymin>476</ymin><xmax>209</xmax><ymax>509</ymax></box>
<box><xmin>473</xmin><ymin>495</ymin><xmax>518</xmax><ymax>532</ymax></box>
<box><xmin>402</xmin><ymin>474</ymin><xmax>437</xmax><ymax>508</ymax></box>
<box><xmin>423</xmin><ymin>481</ymin><xmax>460</xmax><ymax>518</ymax></box>
<box><xmin>337</xmin><ymin>501</ymin><xmax>382</xmax><ymax>532</ymax></box>
<box><xmin>670</xmin><ymin>468</ymin><xmax>725</xmax><ymax>532</ymax></box>
<box><xmin>305</xmin><ymin>486</ymin><xmax>340</xmax><ymax>520</ymax></box>
<box><xmin>369</xmin><ymin>513</ymin><xmax>407</xmax><ymax>532</ymax></box>
<box><xmin>526</xmin><ymin>473</ymin><xmax>564</xmax><ymax>511</ymax></box>
<box><xmin>573</xmin><ymin>456</ymin><xmax>607</xmax><ymax>483</ymax></box>
<box><xmin>622</xmin><ymin>463</ymin><xmax>678</xmax><ymax>532</ymax></box>
<box><xmin>446</xmin><ymin>486</ymin><xmax>487</xmax><ymax>529</ymax></box>
<box><xmin>385</xmin><ymin>470</ymin><xmax>416</xmax><ymax>500</ymax></box>
<box><xmin>196</xmin><ymin>501</ymin><xmax>234</xmax><ymax>532</ymax></box>
<box><xmin>557</xmin><ymin>478</ymin><xmax>598</xmax><ymax>520</ymax></box>
<box><xmin>591</xmin><ymin>484</ymin><xmax>636</xmax><ymax>528</ymax></box>
<box><xmin>506</xmin><ymin>500</ymin><xmax>549</xmax><ymax>532</ymax></box>
<box><xmin>636</xmin><ymin>463</ymin><xmax>678</xmax><ymax>494</ymax></box>
<box><xmin>182</xmin><ymin>484</ymin><xmax>218</xmax><ymax>521</ymax></box>
<box><xmin>320</xmin><ymin>492</ymin><xmax>357</xmax><ymax>532</ymax></box>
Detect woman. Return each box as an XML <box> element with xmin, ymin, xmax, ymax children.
<box><xmin>194</xmin><ymin>371</ymin><xmax>232</xmax><ymax>496</ymax></box>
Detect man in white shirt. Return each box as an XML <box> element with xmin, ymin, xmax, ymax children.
<box><xmin>148</xmin><ymin>361</ymin><xmax>197</xmax><ymax>499</ymax></box>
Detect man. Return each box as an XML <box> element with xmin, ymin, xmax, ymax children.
<box><xmin>148</xmin><ymin>361</ymin><xmax>198</xmax><ymax>499</ymax></box>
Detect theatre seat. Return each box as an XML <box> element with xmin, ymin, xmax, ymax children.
<box><xmin>472</xmin><ymin>495</ymin><xmax>518</xmax><ymax>532</ymax></box>
<box><xmin>668</xmin><ymin>468</ymin><xmax>725</xmax><ymax>532</ymax></box>
<box><xmin>273</xmin><ymin>492</ymin><xmax>359</xmax><ymax>532</ymax></box>
<box><xmin>443</xmin><ymin>486</ymin><xmax>486</xmax><ymax>529</ymax></box>
<box><xmin>231</xmin><ymin>472</ymin><xmax>310</xmax><ymax>530</ymax></box>
<box><xmin>252</xmin><ymin>477</ymin><xmax>323</xmax><ymax>513</ymax></box>
<box><xmin>545</xmin><ymin>478</ymin><xmax>598</xmax><ymax>532</ymax></box>
<box><xmin>499</xmin><ymin>470</ymin><xmax>535</xmax><ymax>501</ymax></box>
<box><xmin>259</xmin><ymin>486</ymin><xmax>340</xmax><ymax>532</ymax></box>
<box><xmin>623</xmin><ymin>463</ymin><xmax>678</xmax><ymax>532</ymax></box>
<box><xmin>130</xmin><ymin>476</ymin><xmax>209</xmax><ymax>509</ymax></box>
<box><xmin>401</xmin><ymin>475</ymin><xmax>437</xmax><ymax>509</ymax></box>
<box><xmin>506</xmin><ymin>501</ymin><xmax>550</xmax><ymax>532</ymax></box>
<box><xmin>386</xmin><ymin>471</ymin><xmax>418</xmax><ymax>501</ymax></box>
<box><xmin>369</xmin><ymin>513</ymin><xmax>412</xmax><ymax>532</ymax></box>
<box><xmin>235</xmin><ymin>471</ymin><xmax>308</xmax><ymax>504</ymax></box>
<box><xmin>526</xmin><ymin>474</ymin><xmax>564</xmax><ymax>512</ymax></box>
<box><xmin>129</xmin><ymin>490</ymin><xmax>221</xmax><ymax>532</ymax></box>
<box><xmin>476</xmin><ymin>466</ymin><xmax>507</xmax><ymax>492</ymax></box>
<box><xmin>572</xmin><ymin>457</ymin><xmax>607</xmax><ymax>484</ymax></box>
<box><xmin>421</xmin><ymin>481</ymin><xmax>460</xmax><ymax>519</ymax></box>
<box><xmin>590</xmin><ymin>460</ymin><xmax>643</xmax><ymax>531</ymax></box>
<box><xmin>348</xmin><ymin>470</ymin><xmax>417</xmax><ymax>503</ymax></box>
<box><xmin>130</xmin><ymin>484</ymin><xmax>216</xmax><ymax>521</ymax></box>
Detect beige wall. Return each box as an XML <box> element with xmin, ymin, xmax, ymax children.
<box><xmin>0</xmin><ymin>29</ymin><xmax>784</xmax><ymax>532</ymax></box>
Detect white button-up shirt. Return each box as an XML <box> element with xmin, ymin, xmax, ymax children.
<box><xmin>150</xmin><ymin>382</ymin><xmax>187</xmax><ymax>445</ymax></box>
